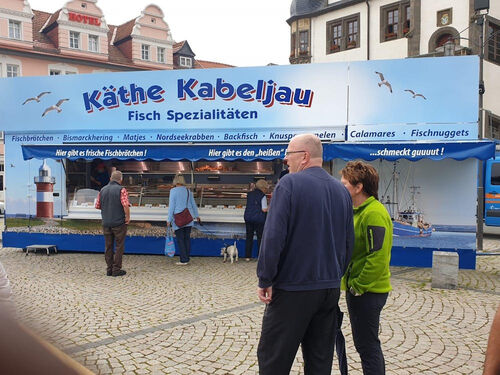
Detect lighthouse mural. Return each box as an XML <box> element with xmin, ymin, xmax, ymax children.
<box><xmin>34</xmin><ymin>159</ymin><xmax>56</xmax><ymax>218</ymax></box>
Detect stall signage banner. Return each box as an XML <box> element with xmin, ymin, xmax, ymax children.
<box><xmin>0</xmin><ymin>63</ymin><xmax>349</xmax><ymax>135</ymax></box>
<box><xmin>324</xmin><ymin>141</ymin><xmax>495</xmax><ymax>161</ymax></box>
<box><xmin>21</xmin><ymin>144</ymin><xmax>288</xmax><ymax>161</ymax></box>
<box><xmin>347</xmin><ymin>123</ymin><xmax>478</xmax><ymax>142</ymax></box>
<box><xmin>0</xmin><ymin>56</ymin><xmax>478</xmax><ymax>141</ymax></box>
<box><xmin>6</xmin><ymin>127</ymin><xmax>345</xmax><ymax>144</ymax></box>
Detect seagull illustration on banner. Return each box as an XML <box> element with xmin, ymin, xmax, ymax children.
<box><xmin>22</xmin><ymin>91</ymin><xmax>51</xmax><ymax>105</ymax></box>
<box><xmin>42</xmin><ymin>98</ymin><xmax>69</xmax><ymax>117</ymax></box>
<box><xmin>404</xmin><ymin>89</ymin><xmax>427</xmax><ymax>100</ymax></box>
<box><xmin>375</xmin><ymin>71</ymin><xmax>392</xmax><ymax>93</ymax></box>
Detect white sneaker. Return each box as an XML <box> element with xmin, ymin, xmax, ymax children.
<box><xmin>175</xmin><ymin>262</ymin><xmax>188</xmax><ymax>266</ymax></box>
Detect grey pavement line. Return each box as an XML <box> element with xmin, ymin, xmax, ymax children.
<box><xmin>64</xmin><ymin>301</ymin><xmax>262</xmax><ymax>355</ymax></box>
<box><xmin>393</xmin><ymin>276</ymin><xmax>500</xmax><ymax>296</ymax></box>
<box><xmin>390</xmin><ymin>268</ymin><xmax>415</xmax><ymax>276</ymax></box>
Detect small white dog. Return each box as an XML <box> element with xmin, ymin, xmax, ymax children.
<box><xmin>221</xmin><ymin>241</ymin><xmax>239</xmax><ymax>264</ymax></box>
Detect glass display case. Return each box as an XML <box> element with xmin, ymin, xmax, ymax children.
<box><xmin>65</xmin><ymin>159</ymin><xmax>279</xmax><ymax>222</ymax></box>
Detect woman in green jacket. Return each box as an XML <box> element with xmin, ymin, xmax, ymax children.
<box><xmin>340</xmin><ymin>161</ymin><xmax>392</xmax><ymax>375</ymax></box>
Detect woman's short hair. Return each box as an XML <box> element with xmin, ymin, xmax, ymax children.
<box><xmin>340</xmin><ymin>161</ymin><xmax>379</xmax><ymax>200</ymax></box>
<box><xmin>173</xmin><ymin>174</ymin><xmax>186</xmax><ymax>186</ymax></box>
<box><xmin>255</xmin><ymin>179</ymin><xmax>268</xmax><ymax>192</ymax></box>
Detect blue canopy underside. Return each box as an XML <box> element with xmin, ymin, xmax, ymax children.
<box><xmin>21</xmin><ymin>141</ymin><xmax>495</xmax><ymax>162</ymax></box>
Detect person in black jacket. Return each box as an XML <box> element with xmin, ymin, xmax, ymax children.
<box><xmin>257</xmin><ymin>134</ymin><xmax>354</xmax><ymax>375</ymax></box>
<box><xmin>244</xmin><ymin>179</ymin><xmax>268</xmax><ymax>261</ymax></box>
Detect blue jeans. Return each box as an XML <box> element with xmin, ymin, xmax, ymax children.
<box><xmin>175</xmin><ymin>226</ymin><xmax>192</xmax><ymax>263</ymax></box>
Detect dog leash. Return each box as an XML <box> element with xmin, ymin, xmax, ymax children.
<box><xmin>197</xmin><ymin>222</ymin><xmax>232</xmax><ymax>248</ymax></box>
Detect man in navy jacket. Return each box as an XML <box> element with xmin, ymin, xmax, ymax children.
<box><xmin>257</xmin><ymin>134</ymin><xmax>354</xmax><ymax>375</ymax></box>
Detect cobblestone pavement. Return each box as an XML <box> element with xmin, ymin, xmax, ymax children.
<box><xmin>0</xmin><ymin>237</ymin><xmax>499</xmax><ymax>375</ymax></box>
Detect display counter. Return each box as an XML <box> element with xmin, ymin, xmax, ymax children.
<box><xmin>66</xmin><ymin>159</ymin><xmax>278</xmax><ymax>223</ymax></box>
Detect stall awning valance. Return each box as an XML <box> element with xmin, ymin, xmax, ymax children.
<box><xmin>323</xmin><ymin>141</ymin><xmax>495</xmax><ymax>161</ymax></box>
<box><xmin>22</xmin><ymin>140</ymin><xmax>495</xmax><ymax>162</ymax></box>
<box><xmin>21</xmin><ymin>144</ymin><xmax>287</xmax><ymax>161</ymax></box>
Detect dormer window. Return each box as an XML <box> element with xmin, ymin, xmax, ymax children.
<box><xmin>141</xmin><ymin>44</ymin><xmax>150</xmax><ymax>60</ymax></box>
<box><xmin>180</xmin><ymin>56</ymin><xmax>192</xmax><ymax>68</ymax></box>
<box><xmin>69</xmin><ymin>31</ymin><xmax>80</xmax><ymax>49</ymax></box>
<box><xmin>8</xmin><ymin>20</ymin><xmax>21</xmax><ymax>40</ymax></box>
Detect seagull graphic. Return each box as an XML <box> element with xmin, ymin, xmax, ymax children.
<box><xmin>22</xmin><ymin>91</ymin><xmax>51</xmax><ymax>105</ymax></box>
<box><xmin>42</xmin><ymin>98</ymin><xmax>69</xmax><ymax>117</ymax></box>
<box><xmin>375</xmin><ymin>71</ymin><xmax>392</xmax><ymax>93</ymax></box>
<box><xmin>404</xmin><ymin>89</ymin><xmax>427</xmax><ymax>100</ymax></box>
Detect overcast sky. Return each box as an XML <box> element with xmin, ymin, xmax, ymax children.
<box><xmin>27</xmin><ymin>0</ymin><xmax>292</xmax><ymax>67</ymax></box>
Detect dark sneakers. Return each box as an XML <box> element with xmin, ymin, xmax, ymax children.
<box><xmin>112</xmin><ymin>270</ymin><xmax>127</xmax><ymax>277</ymax></box>
<box><xmin>106</xmin><ymin>270</ymin><xmax>112</xmax><ymax>276</ymax></box>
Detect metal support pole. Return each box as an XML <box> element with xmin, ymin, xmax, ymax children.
<box><xmin>477</xmin><ymin>13</ymin><xmax>485</xmax><ymax>251</ymax></box>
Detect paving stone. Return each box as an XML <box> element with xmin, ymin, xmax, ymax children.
<box><xmin>0</xmin><ymin>243</ymin><xmax>498</xmax><ymax>374</ymax></box>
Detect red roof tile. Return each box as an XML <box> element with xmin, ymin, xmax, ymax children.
<box><xmin>173</xmin><ymin>41</ymin><xmax>185</xmax><ymax>54</ymax></box>
<box><xmin>114</xmin><ymin>19</ymin><xmax>136</xmax><ymax>44</ymax></box>
<box><xmin>194</xmin><ymin>60</ymin><xmax>234</xmax><ymax>69</ymax></box>
<box><xmin>25</xmin><ymin>9</ymin><xmax>232</xmax><ymax>70</ymax></box>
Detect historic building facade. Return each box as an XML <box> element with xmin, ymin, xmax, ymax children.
<box><xmin>0</xmin><ymin>0</ymin><xmax>232</xmax><ymax>77</ymax></box>
<box><xmin>287</xmin><ymin>0</ymin><xmax>500</xmax><ymax>139</ymax></box>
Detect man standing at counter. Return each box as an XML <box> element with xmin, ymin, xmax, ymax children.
<box><xmin>95</xmin><ymin>170</ymin><xmax>130</xmax><ymax>277</ymax></box>
<box><xmin>256</xmin><ymin>134</ymin><xmax>354</xmax><ymax>375</ymax></box>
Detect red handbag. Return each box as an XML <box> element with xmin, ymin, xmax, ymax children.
<box><xmin>174</xmin><ymin>188</ymin><xmax>194</xmax><ymax>227</ymax></box>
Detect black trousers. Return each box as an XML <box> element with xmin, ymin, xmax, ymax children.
<box><xmin>258</xmin><ymin>288</ymin><xmax>340</xmax><ymax>375</ymax></box>
<box><xmin>245</xmin><ymin>222</ymin><xmax>264</xmax><ymax>258</ymax></box>
<box><xmin>346</xmin><ymin>291</ymin><xmax>388</xmax><ymax>375</ymax></box>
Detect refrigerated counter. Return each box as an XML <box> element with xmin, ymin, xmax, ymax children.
<box><xmin>65</xmin><ymin>160</ymin><xmax>278</xmax><ymax>222</ymax></box>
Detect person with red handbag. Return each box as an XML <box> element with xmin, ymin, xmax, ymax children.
<box><xmin>167</xmin><ymin>174</ymin><xmax>200</xmax><ymax>265</ymax></box>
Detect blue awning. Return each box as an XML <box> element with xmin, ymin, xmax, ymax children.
<box><xmin>323</xmin><ymin>141</ymin><xmax>495</xmax><ymax>161</ymax></box>
<box><xmin>22</xmin><ymin>140</ymin><xmax>495</xmax><ymax>162</ymax></box>
<box><xmin>21</xmin><ymin>144</ymin><xmax>287</xmax><ymax>161</ymax></box>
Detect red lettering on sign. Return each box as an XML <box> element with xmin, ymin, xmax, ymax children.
<box><xmin>68</xmin><ymin>12</ymin><xmax>101</xmax><ymax>27</ymax></box>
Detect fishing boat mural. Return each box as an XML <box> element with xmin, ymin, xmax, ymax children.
<box><xmin>381</xmin><ymin>163</ymin><xmax>433</xmax><ymax>237</ymax></box>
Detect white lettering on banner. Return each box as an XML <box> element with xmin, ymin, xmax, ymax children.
<box><xmin>207</xmin><ymin>148</ymin><xmax>284</xmax><ymax>159</ymax></box>
<box><xmin>369</xmin><ymin>147</ymin><xmax>445</xmax><ymax>158</ymax></box>
<box><xmin>165</xmin><ymin>108</ymin><xmax>258</xmax><ymax>123</ymax></box>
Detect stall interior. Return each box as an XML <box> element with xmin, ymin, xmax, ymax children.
<box><xmin>65</xmin><ymin>159</ymin><xmax>282</xmax><ymax>212</ymax></box>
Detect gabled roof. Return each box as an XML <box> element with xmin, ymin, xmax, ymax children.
<box><xmin>107</xmin><ymin>25</ymin><xmax>132</xmax><ymax>65</ymax></box>
<box><xmin>32</xmin><ymin>10</ymin><xmax>59</xmax><ymax>52</ymax></box>
<box><xmin>114</xmin><ymin>18</ymin><xmax>136</xmax><ymax>44</ymax></box>
<box><xmin>40</xmin><ymin>9</ymin><xmax>61</xmax><ymax>32</ymax></box>
<box><xmin>173</xmin><ymin>41</ymin><xmax>195</xmax><ymax>57</ymax></box>
<box><xmin>20</xmin><ymin>8</ymin><xmax>233</xmax><ymax>70</ymax></box>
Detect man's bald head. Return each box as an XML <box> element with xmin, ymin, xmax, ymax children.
<box><xmin>290</xmin><ymin>134</ymin><xmax>323</xmax><ymax>159</ymax></box>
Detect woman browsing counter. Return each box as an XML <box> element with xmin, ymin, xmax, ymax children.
<box><xmin>167</xmin><ymin>174</ymin><xmax>200</xmax><ymax>265</ymax></box>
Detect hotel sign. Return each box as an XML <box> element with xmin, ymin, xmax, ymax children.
<box><xmin>68</xmin><ymin>12</ymin><xmax>101</xmax><ymax>26</ymax></box>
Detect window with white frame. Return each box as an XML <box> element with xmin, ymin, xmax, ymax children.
<box><xmin>157</xmin><ymin>47</ymin><xmax>165</xmax><ymax>63</ymax></box>
<box><xmin>7</xmin><ymin>64</ymin><xmax>19</xmax><ymax>77</ymax></box>
<box><xmin>48</xmin><ymin>64</ymin><xmax>78</xmax><ymax>75</ymax></box>
<box><xmin>88</xmin><ymin>35</ymin><xmax>99</xmax><ymax>52</ymax></box>
<box><xmin>69</xmin><ymin>31</ymin><xmax>80</xmax><ymax>49</ymax></box>
<box><xmin>8</xmin><ymin>20</ymin><xmax>21</xmax><ymax>40</ymax></box>
<box><xmin>142</xmin><ymin>44</ymin><xmax>150</xmax><ymax>60</ymax></box>
<box><xmin>179</xmin><ymin>56</ymin><xmax>192</xmax><ymax>67</ymax></box>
